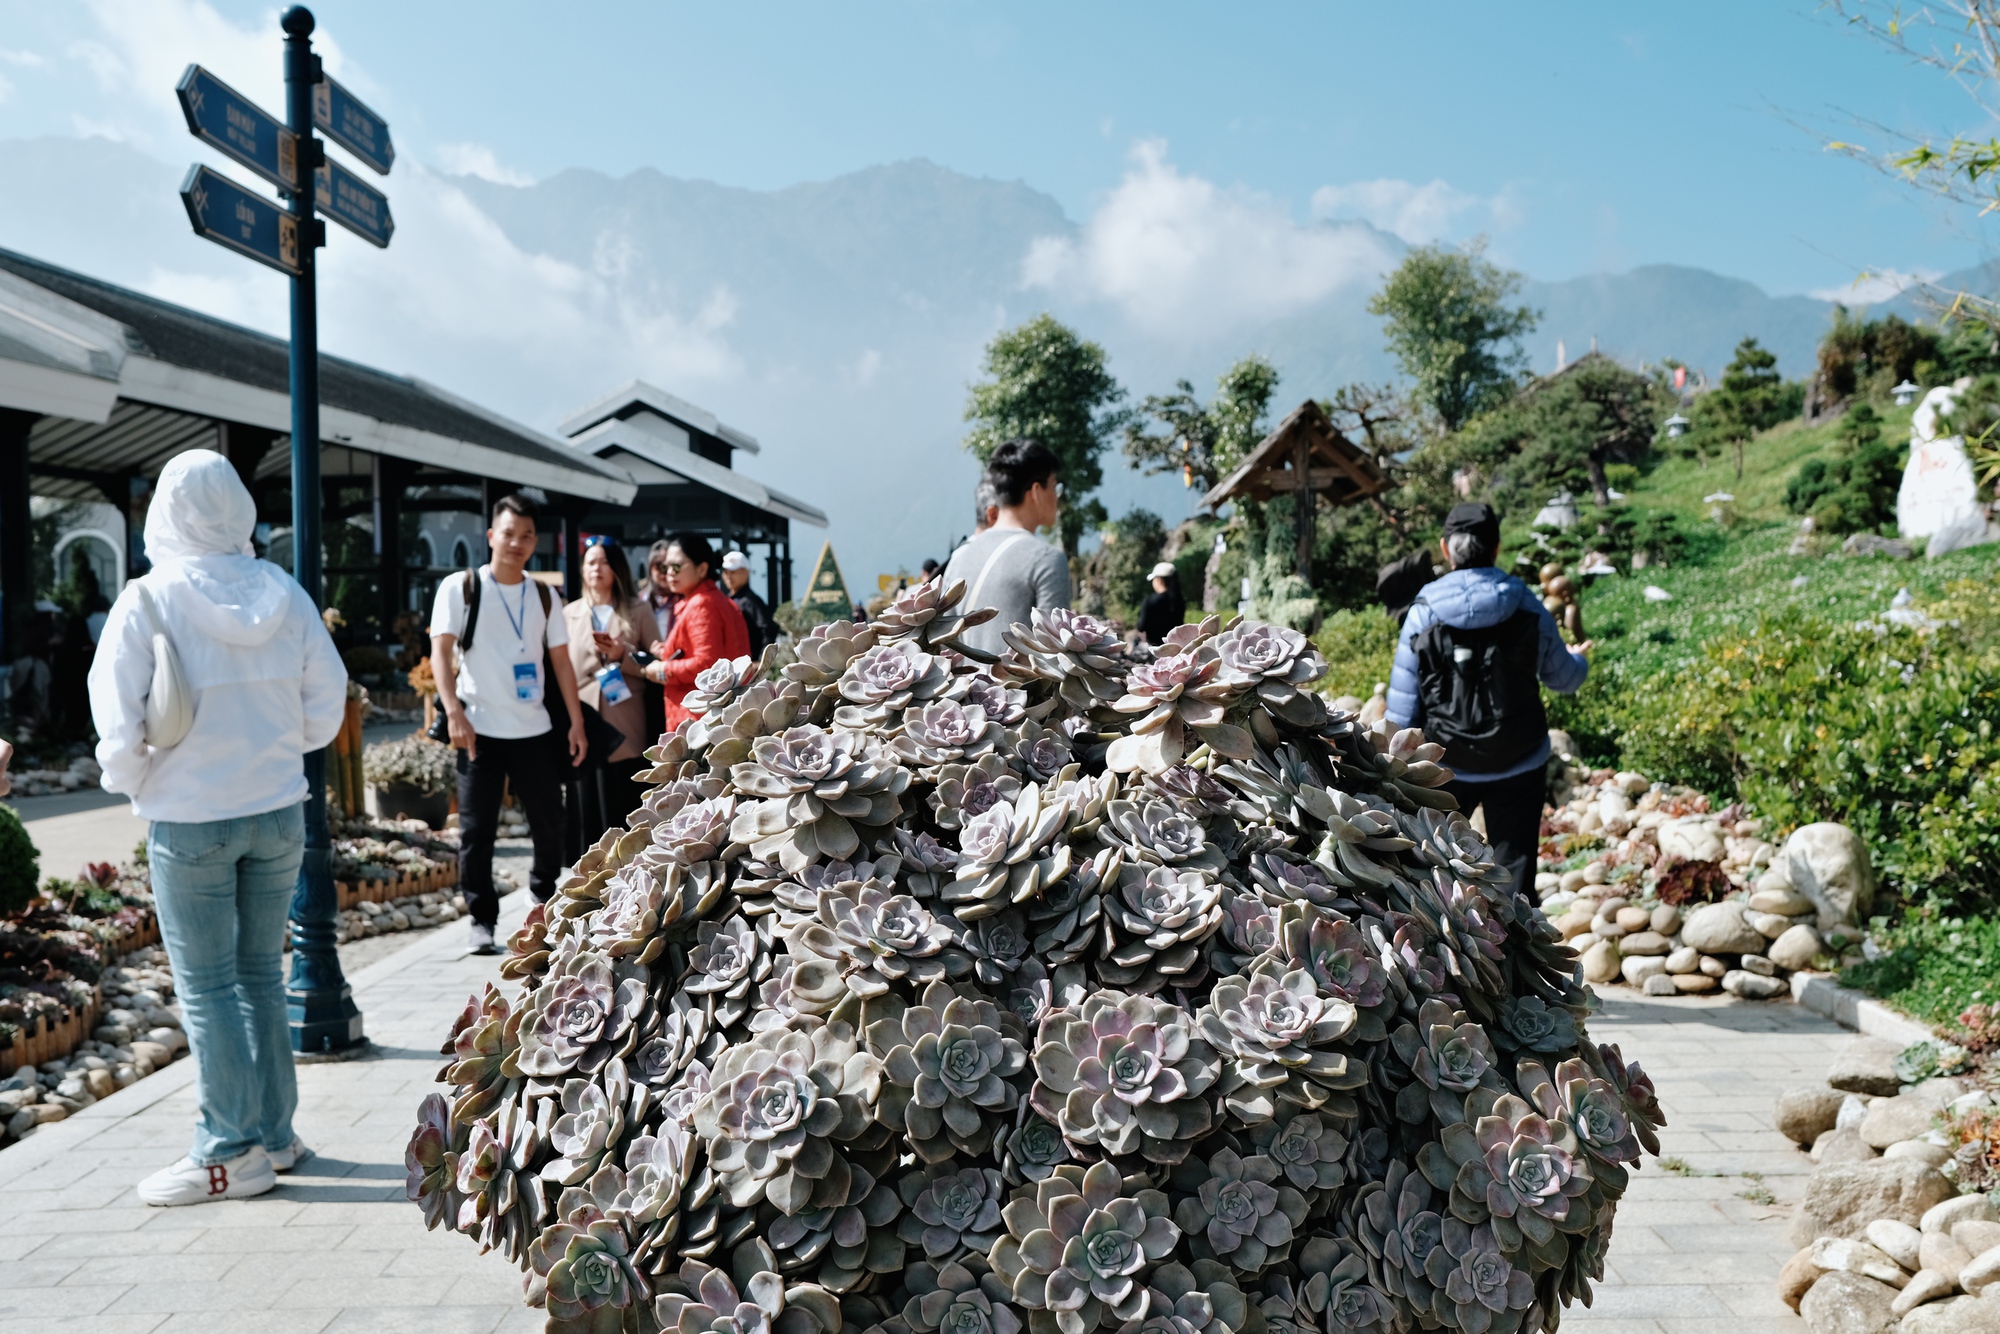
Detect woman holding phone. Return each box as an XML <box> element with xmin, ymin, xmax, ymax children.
<box><xmin>563</xmin><ymin>537</ymin><xmax>652</xmax><ymax>837</ymax></box>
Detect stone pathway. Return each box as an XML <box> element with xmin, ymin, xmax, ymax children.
<box><xmin>0</xmin><ymin>892</ymin><xmax>1853</xmax><ymax>1332</ymax></box>
<box><xmin>0</xmin><ymin>890</ymin><xmax>534</xmax><ymax>1333</ymax></box>
<box><xmin>1573</xmin><ymin>988</ymin><xmax>1852</xmax><ymax>1333</ymax></box>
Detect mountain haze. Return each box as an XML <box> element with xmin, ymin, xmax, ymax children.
<box><xmin>0</xmin><ymin>136</ymin><xmax>1897</xmax><ymax>587</ymax></box>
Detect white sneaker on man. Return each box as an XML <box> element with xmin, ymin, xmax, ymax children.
<box><xmin>267</xmin><ymin>1136</ymin><xmax>313</xmax><ymax>1172</ymax></box>
<box><xmin>468</xmin><ymin>921</ymin><xmax>500</xmax><ymax>956</ymax></box>
<box><xmin>137</xmin><ymin>1145</ymin><xmax>276</xmax><ymax>1206</ymax></box>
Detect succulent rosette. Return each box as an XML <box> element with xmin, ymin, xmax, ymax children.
<box><xmin>1171</xmin><ymin>1147</ymin><xmax>1307</xmax><ymax>1273</ymax></box>
<box><xmin>869</xmin><ymin>980</ymin><xmax>1028</xmax><ymax>1162</ymax></box>
<box><xmin>1030</xmin><ymin>989</ymin><xmax>1219</xmax><ymax>1165</ymax></box>
<box><xmin>412</xmin><ymin>592</ymin><xmax>1647</xmax><ymax>1334</ymax></box>
<box><xmin>987</xmin><ymin>1161</ymin><xmax>1181</xmax><ymax>1334</ymax></box>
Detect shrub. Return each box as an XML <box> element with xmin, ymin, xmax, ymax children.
<box><xmin>1311</xmin><ymin>607</ymin><xmax>1398</xmax><ymax>700</ymax></box>
<box><xmin>0</xmin><ymin>804</ymin><xmax>37</xmax><ymax>915</ymax></box>
<box><xmin>1611</xmin><ymin>581</ymin><xmax>2000</xmax><ymax>916</ymax></box>
<box><xmin>1782</xmin><ymin>402</ymin><xmax>1903</xmax><ymax>535</ymax></box>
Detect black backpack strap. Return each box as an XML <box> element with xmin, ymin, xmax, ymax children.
<box><xmin>458</xmin><ymin>569</ymin><xmax>481</xmax><ymax>653</ymax></box>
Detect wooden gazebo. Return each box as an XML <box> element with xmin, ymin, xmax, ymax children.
<box><xmin>1199</xmin><ymin>399</ymin><xmax>1392</xmax><ymax>580</ymax></box>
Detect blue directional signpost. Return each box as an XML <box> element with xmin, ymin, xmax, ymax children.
<box><xmin>176</xmin><ymin>5</ymin><xmax>394</xmax><ymax>1054</ymax></box>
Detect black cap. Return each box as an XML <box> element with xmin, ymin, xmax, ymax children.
<box><xmin>1442</xmin><ymin>502</ymin><xmax>1500</xmax><ymax>548</ymax></box>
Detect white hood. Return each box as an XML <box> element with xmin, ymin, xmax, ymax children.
<box><xmin>144</xmin><ymin>450</ymin><xmax>289</xmax><ymax>646</ymax></box>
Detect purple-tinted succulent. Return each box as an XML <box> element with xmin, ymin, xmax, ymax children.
<box><xmin>897</xmin><ymin>700</ymin><xmax>1002</xmax><ymax>768</ymax></box>
<box><xmin>1030</xmin><ymin>988</ymin><xmax>1218</xmax><ymax>1164</ymax></box>
<box><xmin>1295</xmin><ymin>1235</ymin><xmax>1399</xmax><ymax>1334</ymax></box>
<box><xmin>900</xmin><ymin>1259</ymin><xmax>1025</xmax><ymax>1334</ymax></box>
<box><xmin>897</xmin><ymin>1162</ymin><xmax>1008</xmax><ymax>1258</ymax></box>
<box><xmin>1173</xmin><ymin>1147</ymin><xmax>1307</xmax><ymax>1273</ymax></box>
<box><xmin>405</xmin><ymin>1092</ymin><xmax>458</xmax><ymax>1230</ymax></box>
<box><xmin>1283</xmin><ymin>911</ymin><xmax>1389</xmax><ymax>1009</ymax></box>
<box><xmin>986</xmin><ymin>1160</ymin><xmax>1181</xmax><ymax>1334</ymax></box>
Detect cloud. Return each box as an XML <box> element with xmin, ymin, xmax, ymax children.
<box><xmin>0</xmin><ymin>48</ymin><xmax>47</xmax><ymax>68</ymax></box>
<box><xmin>67</xmin><ymin>0</ymin><xmax>353</xmax><ymax>148</ymax></box>
<box><xmin>139</xmin><ymin>165</ymin><xmax>743</xmax><ymax>416</ymax></box>
<box><xmin>435</xmin><ymin>142</ymin><xmax>535</xmax><ymax>187</ymax></box>
<box><xmin>1023</xmin><ymin>140</ymin><xmax>1395</xmax><ymax>328</ymax></box>
<box><xmin>1309</xmin><ymin>177</ymin><xmax>1518</xmax><ymax>245</ymax></box>
<box><xmin>1808</xmin><ymin>267</ymin><xmax>1943</xmax><ymax>304</ymax></box>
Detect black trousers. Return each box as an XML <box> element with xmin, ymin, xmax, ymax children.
<box><xmin>1443</xmin><ymin>767</ymin><xmax>1547</xmax><ymax>904</ymax></box>
<box><xmin>563</xmin><ymin>757</ymin><xmax>647</xmax><ymax>862</ymax></box>
<box><xmin>456</xmin><ymin>734</ymin><xmax>565</xmax><ymax>927</ymax></box>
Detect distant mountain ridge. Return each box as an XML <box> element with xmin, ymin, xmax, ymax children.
<box><xmin>0</xmin><ymin>135</ymin><xmax>1930</xmax><ymax>586</ymax></box>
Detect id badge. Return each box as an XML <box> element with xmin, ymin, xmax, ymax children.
<box><xmin>595</xmin><ymin>662</ymin><xmax>632</xmax><ymax>705</ymax></box>
<box><xmin>512</xmin><ymin>659</ymin><xmax>540</xmax><ymax>702</ymax></box>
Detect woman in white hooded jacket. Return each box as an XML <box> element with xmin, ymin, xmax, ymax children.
<box><xmin>88</xmin><ymin>450</ymin><xmax>346</xmax><ymax>1206</ymax></box>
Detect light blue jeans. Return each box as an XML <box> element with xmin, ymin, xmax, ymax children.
<box><xmin>148</xmin><ymin>805</ymin><xmax>302</xmax><ymax>1165</ymax></box>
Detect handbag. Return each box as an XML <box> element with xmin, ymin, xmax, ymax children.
<box><xmin>134</xmin><ymin>583</ymin><xmax>194</xmax><ymax>749</ymax></box>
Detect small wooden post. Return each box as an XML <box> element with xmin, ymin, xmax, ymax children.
<box><xmin>1293</xmin><ymin>430</ymin><xmax>1314</xmax><ymax>584</ymax></box>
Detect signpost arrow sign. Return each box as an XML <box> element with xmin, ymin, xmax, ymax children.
<box><xmin>179</xmin><ymin>163</ymin><xmax>302</xmax><ymax>276</ymax></box>
<box><xmin>176</xmin><ymin>64</ymin><xmax>296</xmax><ymax>196</ymax></box>
<box><xmin>315</xmin><ymin>157</ymin><xmax>394</xmax><ymax>248</ymax></box>
<box><xmin>312</xmin><ymin>73</ymin><xmax>393</xmax><ymax>175</ymax></box>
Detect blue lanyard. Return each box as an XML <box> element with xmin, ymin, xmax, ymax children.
<box><xmin>495</xmin><ymin>575</ymin><xmax>530</xmax><ymax>648</ymax></box>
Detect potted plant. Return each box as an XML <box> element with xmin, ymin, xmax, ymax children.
<box><xmin>361</xmin><ymin>734</ymin><xmax>454</xmax><ymax>827</ymax></box>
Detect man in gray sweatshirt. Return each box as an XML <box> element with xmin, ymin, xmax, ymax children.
<box><xmin>943</xmin><ymin>439</ymin><xmax>1071</xmax><ymax>656</ymax></box>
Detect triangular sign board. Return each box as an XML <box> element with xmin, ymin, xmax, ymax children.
<box><xmin>799</xmin><ymin>541</ymin><xmax>852</xmax><ymax>626</ymax></box>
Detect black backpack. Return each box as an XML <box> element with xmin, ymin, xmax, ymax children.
<box><xmin>1409</xmin><ymin>601</ymin><xmax>1547</xmax><ymax>773</ymax></box>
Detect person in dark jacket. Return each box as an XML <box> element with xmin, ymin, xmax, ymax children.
<box><xmin>719</xmin><ymin>551</ymin><xmax>778</xmax><ymax>660</ymax></box>
<box><xmin>1137</xmin><ymin>562</ymin><xmax>1185</xmax><ymax>645</ymax></box>
<box><xmin>1387</xmin><ymin>503</ymin><xmax>1590</xmax><ymax>900</ymax></box>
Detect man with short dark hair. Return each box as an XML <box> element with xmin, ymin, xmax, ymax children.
<box><xmin>942</xmin><ymin>439</ymin><xmax>1070</xmax><ymax>656</ymax></box>
<box><xmin>430</xmin><ymin>493</ymin><xmax>588</xmax><ymax>953</ymax></box>
<box><xmin>1386</xmin><ymin>502</ymin><xmax>1589</xmax><ymax>900</ymax></box>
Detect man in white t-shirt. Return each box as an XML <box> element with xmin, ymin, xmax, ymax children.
<box><xmin>430</xmin><ymin>494</ymin><xmax>587</xmax><ymax>954</ymax></box>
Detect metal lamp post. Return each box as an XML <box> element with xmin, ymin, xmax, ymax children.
<box><xmin>281</xmin><ymin>5</ymin><xmax>363</xmax><ymax>1053</ymax></box>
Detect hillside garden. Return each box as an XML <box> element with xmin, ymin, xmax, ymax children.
<box><xmin>960</xmin><ymin>255</ymin><xmax>2000</xmax><ymax>1040</ymax></box>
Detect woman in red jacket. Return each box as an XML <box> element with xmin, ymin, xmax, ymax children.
<box><xmin>640</xmin><ymin>533</ymin><xmax>751</xmax><ymax>730</ymax></box>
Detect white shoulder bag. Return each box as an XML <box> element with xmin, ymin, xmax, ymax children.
<box><xmin>134</xmin><ymin>583</ymin><xmax>194</xmax><ymax>749</ymax></box>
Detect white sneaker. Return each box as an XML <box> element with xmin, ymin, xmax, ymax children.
<box><xmin>468</xmin><ymin>921</ymin><xmax>500</xmax><ymax>956</ymax></box>
<box><xmin>137</xmin><ymin>1146</ymin><xmax>277</xmax><ymax>1206</ymax></box>
<box><xmin>268</xmin><ymin>1136</ymin><xmax>313</xmax><ymax>1172</ymax></box>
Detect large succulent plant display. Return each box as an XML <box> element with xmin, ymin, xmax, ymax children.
<box><xmin>410</xmin><ymin>580</ymin><xmax>1660</xmax><ymax>1334</ymax></box>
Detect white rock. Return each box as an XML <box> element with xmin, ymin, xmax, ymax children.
<box><xmin>1659</xmin><ymin>818</ymin><xmax>1725</xmax><ymax>864</ymax></box>
<box><xmin>1811</xmin><ymin>1236</ymin><xmax>1912</xmax><ymax>1287</ymax></box>
<box><xmin>1642</xmin><ymin>973</ymin><xmax>1678</xmax><ymax>995</ymax></box>
<box><xmin>1664</xmin><ymin>946</ymin><xmax>1701</xmax><ymax>974</ymax></box>
<box><xmin>1740</xmin><ymin>953</ymin><xmax>1778</xmax><ymax>977</ymax></box>
<box><xmin>1785</xmin><ymin>822</ymin><xmax>1877</xmax><ymax>934</ymax></box>
<box><xmin>1837</xmin><ymin>1095</ymin><xmax>1870</xmax><ymax>1131</ymax></box>
<box><xmin>1892</xmin><ymin>1269</ymin><xmax>1957</xmax><ymax>1317</ymax></box>
<box><xmin>1886</xmin><ymin>1141</ymin><xmax>1953</xmax><ymax>1168</ymax></box>
<box><xmin>1750</xmin><ymin>885</ymin><xmax>1815</xmax><ymax>916</ymax></box>
<box><xmin>1534</xmin><ymin>873</ymin><xmax>1560</xmax><ymax>894</ymax></box>
<box><xmin>1960</xmin><ymin>1246</ymin><xmax>2000</xmax><ymax>1296</ymax></box>
<box><xmin>1868</xmin><ymin>1219</ymin><xmax>1924</xmax><ymax>1269</ymax></box>
<box><xmin>1722</xmin><ymin>969</ymin><xmax>1787</xmax><ymax>999</ymax></box>
<box><xmin>1923</xmin><ymin>1196</ymin><xmax>1998</xmax><ymax>1235</ymax></box>
<box><xmin>1622</xmin><ymin>956</ymin><xmax>1667</xmax><ymax>985</ymax></box>
<box><xmin>1682</xmin><ymin>902</ymin><xmax>1766</xmax><ymax>953</ymax></box>
<box><xmin>1769</xmin><ymin>924</ymin><xmax>1823</xmax><ymax>972</ymax></box>
<box><xmin>1751</xmin><ymin>911</ymin><xmax>1793</xmax><ymax>939</ymax></box>
<box><xmin>1615</xmin><ymin>770</ymin><xmax>1649</xmax><ymax>796</ymax></box>
<box><xmin>1581</xmin><ymin>940</ymin><xmax>1621</xmax><ymax>984</ymax></box>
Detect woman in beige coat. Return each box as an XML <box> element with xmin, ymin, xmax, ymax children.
<box><xmin>564</xmin><ymin>538</ymin><xmax>652</xmax><ymax>839</ymax></box>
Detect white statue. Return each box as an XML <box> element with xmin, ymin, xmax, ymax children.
<box><xmin>1899</xmin><ymin>379</ymin><xmax>1999</xmax><ymax>557</ymax></box>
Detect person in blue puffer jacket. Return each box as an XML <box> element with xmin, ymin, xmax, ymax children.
<box><xmin>1387</xmin><ymin>502</ymin><xmax>1590</xmax><ymax>900</ymax></box>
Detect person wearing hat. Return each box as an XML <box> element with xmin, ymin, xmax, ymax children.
<box><xmin>1138</xmin><ymin>560</ymin><xmax>1185</xmax><ymax>645</ymax></box>
<box><xmin>718</xmin><ymin>549</ymin><xmax>778</xmax><ymax>662</ymax></box>
<box><xmin>1386</xmin><ymin>502</ymin><xmax>1589</xmax><ymax>901</ymax></box>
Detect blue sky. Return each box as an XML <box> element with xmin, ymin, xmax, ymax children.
<box><xmin>0</xmin><ymin>0</ymin><xmax>1988</xmax><ymax>297</ymax></box>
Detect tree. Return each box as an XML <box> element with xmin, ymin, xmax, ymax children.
<box><xmin>1680</xmin><ymin>338</ymin><xmax>1802</xmax><ymax>479</ymax></box>
<box><xmin>1121</xmin><ymin>354</ymin><xmax>1280</xmax><ymax>496</ymax></box>
<box><xmin>1368</xmin><ymin>241</ymin><xmax>1539</xmax><ymax>433</ymax></box>
<box><xmin>964</xmin><ymin>314</ymin><xmax>1126</xmax><ymax>554</ymax></box>
<box><xmin>1098</xmin><ymin>507</ymin><xmax>1167</xmax><ymax>624</ymax></box>
<box><xmin>1514</xmin><ymin>356</ymin><xmax>1669</xmax><ymax>506</ymax></box>
<box><xmin>1784</xmin><ymin>401</ymin><xmax>1903</xmax><ymax>534</ymax></box>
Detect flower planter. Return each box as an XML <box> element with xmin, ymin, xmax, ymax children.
<box><xmin>336</xmin><ymin>860</ymin><xmax>460</xmax><ymax>910</ymax></box>
<box><xmin>365</xmin><ymin>780</ymin><xmax>450</xmax><ymax>829</ymax></box>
